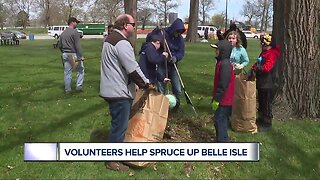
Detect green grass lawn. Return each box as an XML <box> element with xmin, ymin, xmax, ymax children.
<box><xmin>0</xmin><ymin>39</ymin><xmax>319</xmax><ymax>179</ymax></box>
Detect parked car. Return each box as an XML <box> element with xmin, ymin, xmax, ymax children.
<box><xmin>10</xmin><ymin>31</ymin><xmax>27</xmax><ymax>39</ymax></box>
<box><xmin>0</xmin><ymin>32</ymin><xmax>14</xmax><ymax>39</ymax></box>
<box><xmin>197</xmin><ymin>25</ymin><xmax>217</xmax><ymax>38</ymax></box>
<box><xmin>242</xmin><ymin>30</ymin><xmax>259</xmax><ymax>38</ymax></box>
<box><xmin>255</xmin><ymin>29</ymin><xmax>266</xmax><ymax>39</ymax></box>
<box><xmin>48</xmin><ymin>26</ymin><xmax>83</xmax><ymax>39</ymax></box>
<box><xmin>1</xmin><ymin>31</ymin><xmax>27</xmax><ymax>40</ymax></box>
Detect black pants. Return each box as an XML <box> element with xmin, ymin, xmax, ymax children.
<box><xmin>257</xmin><ymin>88</ymin><xmax>275</xmax><ymax>127</ymax></box>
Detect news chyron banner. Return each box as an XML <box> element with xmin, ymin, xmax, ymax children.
<box><xmin>24</xmin><ymin>143</ymin><xmax>260</xmax><ymax>162</ymax></box>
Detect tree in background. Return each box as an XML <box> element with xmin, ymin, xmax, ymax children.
<box><xmin>258</xmin><ymin>0</ymin><xmax>272</xmax><ymax>31</ymax></box>
<box><xmin>273</xmin><ymin>0</ymin><xmax>320</xmax><ymax>118</ymax></box>
<box><xmin>199</xmin><ymin>0</ymin><xmax>215</xmax><ymax>25</ymax></box>
<box><xmin>137</xmin><ymin>0</ymin><xmax>154</xmax><ymax>30</ymax></box>
<box><xmin>241</xmin><ymin>0</ymin><xmax>259</xmax><ymax>25</ymax></box>
<box><xmin>0</xmin><ymin>2</ymin><xmax>8</xmax><ymax>29</ymax></box>
<box><xmin>149</xmin><ymin>0</ymin><xmax>178</xmax><ymax>27</ymax></box>
<box><xmin>6</xmin><ymin>0</ymin><xmax>35</xmax><ymax>28</ymax></box>
<box><xmin>185</xmin><ymin>0</ymin><xmax>199</xmax><ymax>42</ymax></box>
<box><xmin>62</xmin><ymin>0</ymin><xmax>86</xmax><ymax>21</ymax></box>
<box><xmin>241</xmin><ymin>0</ymin><xmax>273</xmax><ymax>31</ymax></box>
<box><xmin>90</xmin><ymin>0</ymin><xmax>123</xmax><ymax>24</ymax></box>
<box><xmin>37</xmin><ymin>0</ymin><xmax>52</xmax><ymax>27</ymax></box>
<box><xmin>16</xmin><ymin>10</ymin><xmax>29</xmax><ymax>28</ymax></box>
<box><xmin>211</xmin><ymin>13</ymin><xmax>225</xmax><ymax>29</ymax></box>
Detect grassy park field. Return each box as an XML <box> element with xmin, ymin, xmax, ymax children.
<box><xmin>0</xmin><ymin>38</ymin><xmax>319</xmax><ymax>179</ymax></box>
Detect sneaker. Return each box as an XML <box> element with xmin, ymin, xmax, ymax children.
<box><xmin>65</xmin><ymin>91</ymin><xmax>72</xmax><ymax>95</ymax></box>
<box><xmin>76</xmin><ymin>86</ymin><xmax>83</xmax><ymax>92</ymax></box>
<box><xmin>105</xmin><ymin>162</ymin><xmax>129</xmax><ymax>171</ymax></box>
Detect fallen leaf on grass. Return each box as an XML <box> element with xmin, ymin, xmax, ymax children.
<box><xmin>184</xmin><ymin>162</ymin><xmax>195</xmax><ymax>177</ymax></box>
<box><xmin>128</xmin><ymin>171</ymin><xmax>134</xmax><ymax>177</ymax></box>
<box><xmin>8</xmin><ymin>127</ymin><xmax>17</xmax><ymax>131</ymax></box>
<box><xmin>153</xmin><ymin>164</ymin><xmax>157</xmax><ymax>171</ymax></box>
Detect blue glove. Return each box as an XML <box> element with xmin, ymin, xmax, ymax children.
<box><xmin>211</xmin><ymin>100</ymin><xmax>219</xmax><ymax>111</ymax></box>
<box><xmin>169</xmin><ymin>56</ymin><xmax>177</xmax><ymax>64</ymax></box>
<box><xmin>257</xmin><ymin>56</ymin><xmax>263</xmax><ymax>64</ymax></box>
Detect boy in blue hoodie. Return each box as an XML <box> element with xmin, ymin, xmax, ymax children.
<box><xmin>139</xmin><ymin>35</ymin><xmax>170</xmax><ymax>85</ymax></box>
<box><xmin>146</xmin><ymin>18</ymin><xmax>186</xmax><ymax>111</ymax></box>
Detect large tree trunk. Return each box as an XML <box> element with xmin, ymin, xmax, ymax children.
<box><xmin>185</xmin><ymin>0</ymin><xmax>199</xmax><ymax>42</ymax></box>
<box><xmin>273</xmin><ymin>0</ymin><xmax>320</xmax><ymax>118</ymax></box>
<box><xmin>124</xmin><ymin>0</ymin><xmax>137</xmax><ymax>51</ymax></box>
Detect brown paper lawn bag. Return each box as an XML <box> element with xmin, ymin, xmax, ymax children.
<box><xmin>67</xmin><ymin>55</ymin><xmax>78</xmax><ymax>71</ymax></box>
<box><xmin>231</xmin><ymin>74</ymin><xmax>258</xmax><ymax>133</ymax></box>
<box><xmin>124</xmin><ymin>89</ymin><xmax>169</xmax><ymax>167</ymax></box>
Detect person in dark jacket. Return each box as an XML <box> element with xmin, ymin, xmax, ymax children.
<box><xmin>139</xmin><ymin>35</ymin><xmax>170</xmax><ymax>85</ymax></box>
<box><xmin>204</xmin><ymin>27</ymin><xmax>209</xmax><ymax>40</ymax></box>
<box><xmin>251</xmin><ymin>34</ymin><xmax>280</xmax><ymax>132</ymax></box>
<box><xmin>211</xmin><ymin>40</ymin><xmax>235</xmax><ymax>142</ymax></box>
<box><xmin>146</xmin><ymin>18</ymin><xmax>186</xmax><ymax>111</ymax></box>
<box><xmin>222</xmin><ymin>23</ymin><xmax>247</xmax><ymax>49</ymax></box>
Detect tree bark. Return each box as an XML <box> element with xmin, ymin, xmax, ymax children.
<box><xmin>45</xmin><ymin>0</ymin><xmax>50</xmax><ymax>27</ymax></box>
<box><xmin>124</xmin><ymin>0</ymin><xmax>137</xmax><ymax>51</ymax></box>
<box><xmin>185</xmin><ymin>0</ymin><xmax>199</xmax><ymax>42</ymax></box>
<box><xmin>273</xmin><ymin>0</ymin><xmax>320</xmax><ymax>118</ymax></box>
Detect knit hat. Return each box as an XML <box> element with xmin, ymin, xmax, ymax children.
<box><xmin>261</xmin><ymin>33</ymin><xmax>272</xmax><ymax>46</ymax></box>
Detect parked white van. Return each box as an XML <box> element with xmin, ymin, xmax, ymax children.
<box><xmin>48</xmin><ymin>26</ymin><xmax>83</xmax><ymax>39</ymax></box>
<box><xmin>197</xmin><ymin>25</ymin><xmax>217</xmax><ymax>38</ymax></box>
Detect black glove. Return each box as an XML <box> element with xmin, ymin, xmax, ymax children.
<box><xmin>169</xmin><ymin>56</ymin><xmax>177</xmax><ymax>64</ymax></box>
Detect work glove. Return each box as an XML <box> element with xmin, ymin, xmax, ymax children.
<box><xmin>246</xmin><ymin>69</ymin><xmax>256</xmax><ymax>81</ymax></box>
<box><xmin>234</xmin><ymin>63</ymin><xmax>244</xmax><ymax>70</ymax></box>
<box><xmin>76</xmin><ymin>57</ymin><xmax>85</xmax><ymax>62</ymax></box>
<box><xmin>163</xmin><ymin>78</ymin><xmax>171</xmax><ymax>83</ymax></box>
<box><xmin>169</xmin><ymin>56</ymin><xmax>177</xmax><ymax>64</ymax></box>
<box><xmin>211</xmin><ymin>100</ymin><xmax>219</xmax><ymax>111</ymax></box>
<box><xmin>162</xmin><ymin>52</ymin><xmax>169</xmax><ymax>59</ymax></box>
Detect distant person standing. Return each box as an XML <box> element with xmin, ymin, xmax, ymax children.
<box><xmin>103</xmin><ymin>24</ymin><xmax>114</xmax><ymax>42</ymax></box>
<box><xmin>223</xmin><ymin>23</ymin><xmax>247</xmax><ymax>49</ymax></box>
<box><xmin>58</xmin><ymin>17</ymin><xmax>84</xmax><ymax>94</ymax></box>
<box><xmin>204</xmin><ymin>27</ymin><xmax>209</xmax><ymax>40</ymax></box>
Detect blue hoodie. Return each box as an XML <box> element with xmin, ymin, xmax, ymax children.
<box><xmin>139</xmin><ymin>42</ymin><xmax>166</xmax><ymax>83</ymax></box>
<box><xmin>164</xmin><ymin>18</ymin><xmax>186</xmax><ymax>62</ymax></box>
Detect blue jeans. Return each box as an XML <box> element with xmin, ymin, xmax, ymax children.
<box><xmin>62</xmin><ymin>53</ymin><xmax>84</xmax><ymax>92</ymax></box>
<box><xmin>107</xmin><ymin>99</ymin><xmax>132</xmax><ymax>143</ymax></box>
<box><xmin>157</xmin><ymin>64</ymin><xmax>181</xmax><ymax>104</ymax></box>
<box><xmin>214</xmin><ymin>105</ymin><xmax>232</xmax><ymax>142</ymax></box>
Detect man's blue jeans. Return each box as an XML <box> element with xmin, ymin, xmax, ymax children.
<box><xmin>157</xmin><ymin>64</ymin><xmax>181</xmax><ymax>104</ymax></box>
<box><xmin>62</xmin><ymin>53</ymin><xmax>84</xmax><ymax>93</ymax></box>
<box><xmin>106</xmin><ymin>99</ymin><xmax>132</xmax><ymax>143</ymax></box>
<box><xmin>214</xmin><ymin>105</ymin><xmax>232</xmax><ymax>142</ymax></box>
